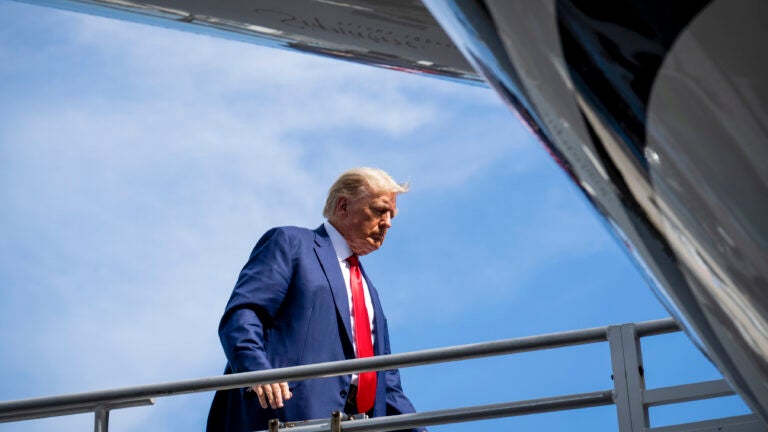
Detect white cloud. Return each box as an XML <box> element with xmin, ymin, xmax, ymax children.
<box><xmin>0</xmin><ymin>3</ymin><xmax>548</xmax><ymax>431</ymax></box>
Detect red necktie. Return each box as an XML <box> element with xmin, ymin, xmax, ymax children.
<box><xmin>347</xmin><ymin>255</ymin><xmax>376</xmax><ymax>413</ymax></box>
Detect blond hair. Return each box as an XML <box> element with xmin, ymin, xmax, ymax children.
<box><xmin>323</xmin><ymin>167</ymin><xmax>410</xmax><ymax>218</ymax></box>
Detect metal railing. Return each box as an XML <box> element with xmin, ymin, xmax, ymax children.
<box><xmin>0</xmin><ymin>317</ymin><xmax>762</xmax><ymax>431</ymax></box>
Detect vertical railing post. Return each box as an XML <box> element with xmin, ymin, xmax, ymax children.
<box><xmin>94</xmin><ymin>405</ymin><xmax>109</xmax><ymax>432</ymax></box>
<box><xmin>608</xmin><ymin>324</ymin><xmax>649</xmax><ymax>432</ymax></box>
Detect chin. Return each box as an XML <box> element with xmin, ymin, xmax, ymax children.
<box><xmin>355</xmin><ymin>242</ymin><xmax>381</xmax><ymax>256</ymax></box>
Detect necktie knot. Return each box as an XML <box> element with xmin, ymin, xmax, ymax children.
<box><xmin>346</xmin><ymin>255</ymin><xmax>359</xmax><ymax>266</ymax></box>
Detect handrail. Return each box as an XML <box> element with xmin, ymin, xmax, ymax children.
<box><xmin>0</xmin><ymin>398</ymin><xmax>155</xmax><ymax>424</ymax></box>
<box><xmin>644</xmin><ymin>379</ymin><xmax>735</xmax><ymax>406</ymax></box>
<box><xmin>0</xmin><ymin>317</ymin><xmax>677</xmax><ymax>422</ymax></box>
<box><xmin>270</xmin><ymin>390</ymin><xmax>616</xmax><ymax>432</ymax></box>
<box><xmin>0</xmin><ymin>316</ymin><xmax>753</xmax><ymax>431</ymax></box>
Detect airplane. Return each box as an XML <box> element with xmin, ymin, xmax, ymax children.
<box><xmin>5</xmin><ymin>0</ymin><xmax>768</xmax><ymax>429</ymax></box>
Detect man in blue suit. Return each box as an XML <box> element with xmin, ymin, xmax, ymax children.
<box><xmin>207</xmin><ymin>167</ymin><xmax>425</xmax><ymax>432</ymax></box>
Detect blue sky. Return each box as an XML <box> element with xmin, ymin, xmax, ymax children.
<box><xmin>0</xmin><ymin>1</ymin><xmax>750</xmax><ymax>431</ymax></box>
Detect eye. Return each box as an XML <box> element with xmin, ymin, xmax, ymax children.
<box><xmin>371</xmin><ymin>207</ymin><xmax>388</xmax><ymax>217</ymax></box>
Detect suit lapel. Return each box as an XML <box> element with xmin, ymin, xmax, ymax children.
<box><xmin>313</xmin><ymin>225</ymin><xmax>354</xmax><ymax>348</ymax></box>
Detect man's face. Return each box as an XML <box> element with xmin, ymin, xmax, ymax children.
<box><xmin>335</xmin><ymin>191</ymin><xmax>398</xmax><ymax>256</ymax></box>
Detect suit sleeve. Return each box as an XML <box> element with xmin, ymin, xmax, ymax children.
<box><xmin>218</xmin><ymin>227</ymin><xmax>294</xmax><ymax>373</ymax></box>
<box><xmin>382</xmin><ymin>318</ymin><xmax>428</xmax><ymax>432</ymax></box>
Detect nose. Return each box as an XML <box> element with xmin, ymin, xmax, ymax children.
<box><xmin>381</xmin><ymin>212</ymin><xmax>392</xmax><ymax>228</ymax></box>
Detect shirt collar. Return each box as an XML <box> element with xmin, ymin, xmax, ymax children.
<box><xmin>324</xmin><ymin>220</ymin><xmax>353</xmax><ymax>262</ymax></box>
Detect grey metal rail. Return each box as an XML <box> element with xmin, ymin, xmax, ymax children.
<box><xmin>0</xmin><ymin>318</ymin><xmax>676</xmax><ymax>420</ymax></box>
<box><xmin>273</xmin><ymin>391</ymin><xmax>616</xmax><ymax>432</ymax></box>
<box><xmin>1</xmin><ymin>317</ymin><xmax>758</xmax><ymax>432</ymax></box>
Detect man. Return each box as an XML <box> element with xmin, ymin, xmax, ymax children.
<box><xmin>207</xmin><ymin>167</ymin><xmax>425</xmax><ymax>432</ymax></box>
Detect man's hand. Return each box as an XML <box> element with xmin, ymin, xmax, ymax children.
<box><xmin>252</xmin><ymin>382</ymin><xmax>292</xmax><ymax>409</ymax></box>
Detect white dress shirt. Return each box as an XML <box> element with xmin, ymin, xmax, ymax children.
<box><xmin>324</xmin><ymin>221</ymin><xmax>376</xmax><ymax>385</ymax></box>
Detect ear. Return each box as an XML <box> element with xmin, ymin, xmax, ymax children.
<box><xmin>335</xmin><ymin>196</ymin><xmax>348</xmax><ymax>217</ymax></box>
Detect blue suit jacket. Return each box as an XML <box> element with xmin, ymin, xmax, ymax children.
<box><xmin>207</xmin><ymin>225</ymin><xmax>424</xmax><ymax>432</ymax></box>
